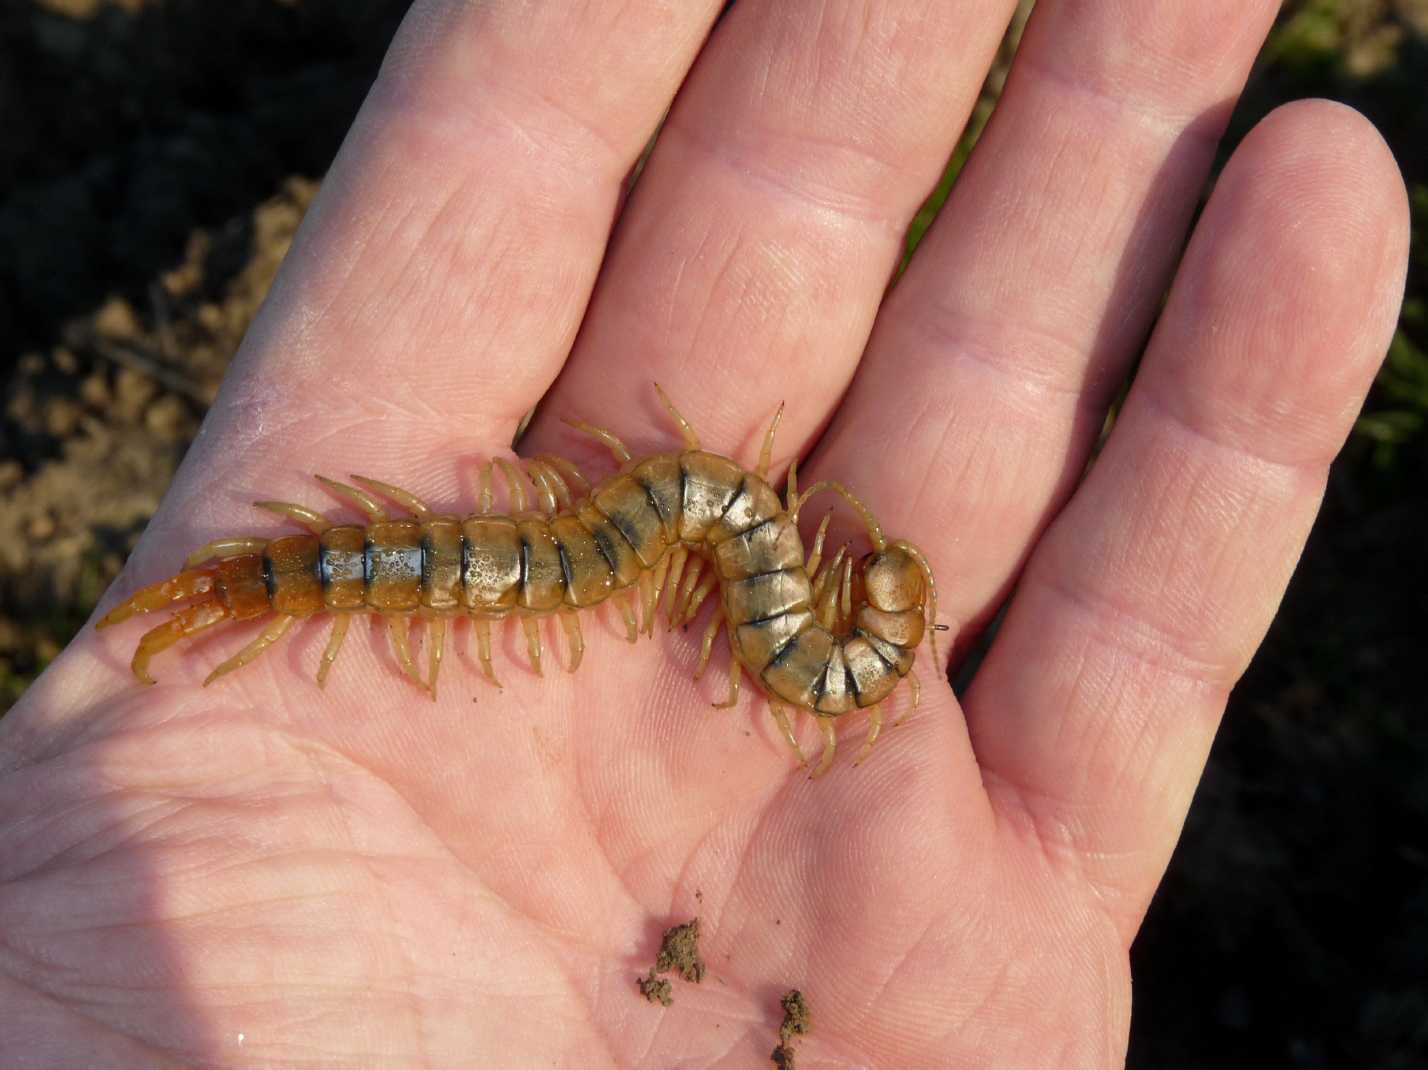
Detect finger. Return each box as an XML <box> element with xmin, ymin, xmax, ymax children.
<box><xmin>522</xmin><ymin>0</ymin><xmax>1025</xmax><ymax>462</ymax></box>
<box><xmin>806</xmin><ymin>0</ymin><xmax>1282</xmax><ymax>649</ymax></box>
<box><xmin>158</xmin><ymin>0</ymin><xmax>726</xmax><ymax>512</ymax></box>
<box><xmin>963</xmin><ymin>102</ymin><xmax>1409</xmax><ymax>938</ymax></box>
<box><xmin>104</xmin><ymin>0</ymin><xmax>727</xmax><ymax>575</ymax></box>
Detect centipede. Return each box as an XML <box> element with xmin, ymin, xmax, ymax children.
<box><xmin>97</xmin><ymin>385</ymin><xmax>944</xmax><ymax>775</ymax></box>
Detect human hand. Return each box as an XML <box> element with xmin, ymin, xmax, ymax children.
<box><xmin>0</xmin><ymin>2</ymin><xmax>1407</xmax><ymax>1066</ymax></box>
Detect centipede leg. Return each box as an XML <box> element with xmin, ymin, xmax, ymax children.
<box><xmin>853</xmin><ymin>703</ymin><xmax>884</xmax><ymax>766</ymax></box>
<box><xmin>895</xmin><ymin>672</ymin><xmax>922</xmax><ymax>727</ymax></box>
<box><xmin>130</xmin><ymin>601</ymin><xmax>231</xmax><ymax>684</ymax></box>
<box><xmin>536</xmin><ymin>454</ymin><xmax>589</xmax><ymax>497</ymax></box>
<box><xmin>473</xmin><ymin>617</ymin><xmax>502</xmax><ymax>688</ymax></box>
<box><xmin>204</xmin><ymin>614</ymin><xmax>296</xmax><ymax>686</ymax></box>
<box><xmin>671</xmin><ymin>557</ymin><xmax>702</xmax><ymax>629</ymax></box>
<box><xmin>316</xmin><ymin>475</ymin><xmax>389</xmax><ymax>521</ymax></box>
<box><xmin>316</xmin><ymin>614</ymin><xmax>351</xmax><ymax>688</ymax></box>
<box><xmin>495</xmin><ymin>458</ymin><xmax>530</xmax><ymax>513</ymax></box>
<box><xmin>638</xmin><ymin>568</ymin><xmax>657</xmax><ymax>636</ymax></box>
<box><xmin>646</xmin><ymin>552</ymin><xmax>671</xmax><ymax>636</ymax></box>
<box><xmin>427</xmin><ymin>617</ymin><xmax>447</xmax><ymax>700</ymax></box>
<box><xmin>694</xmin><ymin>607</ymin><xmax>724</xmax><ymax>680</ymax></box>
<box><xmin>681</xmin><ymin>573</ymin><xmax>718</xmax><ymax>627</ymax></box>
<box><xmin>521</xmin><ymin>616</ymin><xmax>544</xmax><ymax>676</ymax></box>
<box><xmin>559</xmin><ymin>611</ymin><xmax>584</xmax><ymax>673</ymax></box>
<box><xmin>617</xmin><ymin>594</ymin><xmax>639</xmax><ymax>644</ymax></box>
<box><xmin>803</xmin><ymin>512</ymin><xmax>833</xmax><ymax>577</ymax></box>
<box><xmin>386</xmin><ymin>615</ymin><xmax>422</xmax><ymax>688</ymax></box>
<box><xmin>755</xmin><ymin>401</ymin><xmax>785</xmax><ymax>481</ymax></box>
<box><xmin>350</xmin><ymin>476</ymin><xmax>433</xmax><ymax>518</ymax></box>
<box><xmin>478</xmin><ymin>463</ymin><xmax>495</xmax><ymax>514</ymax></box>
<box><xmin>653</xmin><ymin>383</ymin><xmax>702</xmax><ymax>450</ymax></box>
<box><xmin>768</xmin><ymin>699</ymin><xmax>806</xmax><ymax>765</ymax></box>
<box><xmin>662</xmin><ymin>547</ymin><xmax>688</xmax><ymax>626</ymax></box>
<box><xmin>525</xmin><ymin>462</ymin><xmax>559</xmax><ymax>514</ymax></box>
<box><xmin>184</xmin><ymin>537</ymin><xmax>268</xmax><ymax>569</ymax></box>
<box><xmin>255</xmin><ymin>500</ymin><xmax>332</xmax><ymax>534</ymax></box>
<box><xmin>810</xmin><ymin>717</ymin><xmax>839</xmax><ymax>779</ymax></box>
<box><xmin>712</xmin><ymin>630</ymin><xmax>742</xmax><ymax>709</ymax></box>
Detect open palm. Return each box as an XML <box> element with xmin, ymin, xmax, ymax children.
<box><xmin>0</xmin><ymin>2</ymin><xmax>1407</xmax><ymax>1067</ymax></box>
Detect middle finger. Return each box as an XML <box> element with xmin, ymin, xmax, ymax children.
<box><xmin>523</xmin><ymin>0</ymin><xmax>1023</xmax><ymax>460</ymax></box>
<box><xmin>807</xmin><ymin>0</ymin><xmax>1283</xmax><ymax>652</ymax></box>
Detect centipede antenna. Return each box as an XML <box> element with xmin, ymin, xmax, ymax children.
<box><xmin>494</xmin><ymin>458</ymin><xmax>530</xmax><ymax>513</ymax></box>
<box><xmin>756</xmin><ymin>401</ymin><xmax>784</xmax><ymax>480</ymax></box>
<box><xmin>891</xmin><ymin>539</ymin><xmax>942</xmax><ymax>669</ymax></box>
<box><xmin>562</xmin><ymin>417</ymin><xmax>632</xmax><ymax>465</ymax></box>
<box><xmin>794</xmin><ymin>480</ymin><xmax>886</xmax><ymax>551</ymax></box>
<box><xmin>653</xmin><ymin>381</ymin><xmax>701</xmax><ymax>450</ymax></box>
<box><xmin>315</xmin><ymin>475</ymin><xmax>389</xmax><ymax>522</ymax></box>
<box><xmin>349</xmin><ymin>475</ymin><xmax>433</xmax><ymax>518</ymax></box>
<box><xmin>785</xmin><ymin>457</ymin><xmax>799</xmax><ymax>514</ymax></box>
<box><xmin>253</xmin><ymin>501</ymin><xmax>331</xmax><ymax>535</ymax></box>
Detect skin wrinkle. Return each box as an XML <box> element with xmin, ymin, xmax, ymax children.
<box><xmin>660</xmin><ymin>117</ymin><xmax>909</xmax><ymax>231</ymax></box>
<box><xmin>1</xmin><ymin>976</ymin><xmax>194</xmax><ymax>1068</ymax></box>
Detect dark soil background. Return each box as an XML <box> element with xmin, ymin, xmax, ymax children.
<box><xmin>1</xmin><ymin>1</ymin><xmax>1424</xmax><ymax>1066</ymax></box>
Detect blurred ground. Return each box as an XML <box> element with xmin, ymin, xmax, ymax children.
<box><xmin>0</xmin><ymin>1</ymin><xmax>1424</xmax><ymax>1066</ymax></box>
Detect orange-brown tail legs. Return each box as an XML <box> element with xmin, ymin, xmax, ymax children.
<box><xmin>97</xmin><ymin>569</ymin><xmax>233</xmax><ymax>685</ymax></box>
<box><xmin>96</xmin><ymin>568</ymin><xmax>217</xmax><ymax>629</ymax></box>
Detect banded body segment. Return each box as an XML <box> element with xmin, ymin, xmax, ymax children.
<box><xmin>365</xmin><ymin>519</ymin><xmax>423</xmax><ymax>611</ymax></box>
<box><xmin>420</xmin><ymin>518</ymin><xmax>463</xmax><ymax>611</ymax></box>
<box><xmin>319</xmin><ymin>526</ymin><xmax>366</xmax><ymax>609</ymax></box>
<box><xmin>550</xmin><ymin>514</ymin><xmax>615</xmax><ymax>607</ymax></box>
<box><xmin>631</xmin><ymin>454</ymin><xmax>683</xmax><ymax>544</ymax></box>
<box><xmin>461</xmin><ymin>516</ymin><xmax>522</xmax><ymax>610</ymax></box>
<box><xmin>593</xmin><ymin>475</ymin><xmax>670</xmax><ymax>568</ymax></box>
<box><xmin>574</xmin><ymin>502</ymin><xmax>644</xmax><ymax>589</ymax></box>
<box><xmin>265</xmin><ymin>534</ymin><xmax>323</xmax><ymax>616</ymax></box>
<box><xmin>517</xmin><ymin>518</ymin><xmax>567</xmax><ymax>611</ymax></box>
<box><xmin>677</xmin><ymin>452</ymin><xmax>744</xmax><ymax>542</ymax></box>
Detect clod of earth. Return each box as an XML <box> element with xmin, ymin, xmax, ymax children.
<box><xmin>634</xmin><ymin>916</ymin><xmax>707</xmax><ymax>1007</ymax></box>
<box><xmin>770</xmin><ymin>988</ymin><xmax>811</xmax><ymax>1067</ymax></box>
<box><xmin>636</xmin><ymin>969</ymin><xmax>672</xmax><ymax>1007</ymax></box>
<box><xmin>653</xmin><ymin>917</ymin><xmax>706</xmax><ymax>983</ymax></box>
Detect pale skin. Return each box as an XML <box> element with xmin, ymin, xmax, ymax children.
<box><xmin>0</xmin><ymin>0</ymin><xmax>1409</xmax><ymax>1065</ymax></box>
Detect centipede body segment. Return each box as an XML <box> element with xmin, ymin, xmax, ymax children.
<box><xmin>97</xmin><ymin>386</ymin><xmax>943</xmax><ymax>774</ymax></box>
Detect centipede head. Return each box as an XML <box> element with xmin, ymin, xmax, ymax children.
<box><xmin>859</xmin><ymin>539</ymin><xmax>942</xmax><ymax>666</ymax></box>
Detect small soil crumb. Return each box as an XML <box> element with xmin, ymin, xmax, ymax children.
<box><xmin>771</xmin><ymin>989</ymin><xmax>811</xmax><ymax>1067</ymax></box>
<box><xmin>637</xmin><ymin>969</ymin><xmax>672</xmax><ymax>1008</ymax></box>
<box><xmin>779</xmin><ymin>989</ymin><xmax>811</xmax><ymax>1042</ymax></box>
<box><xmin>654</xmin><ymin>918</ymin><xmax>706</xmax><ymax>983</ymax></box>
